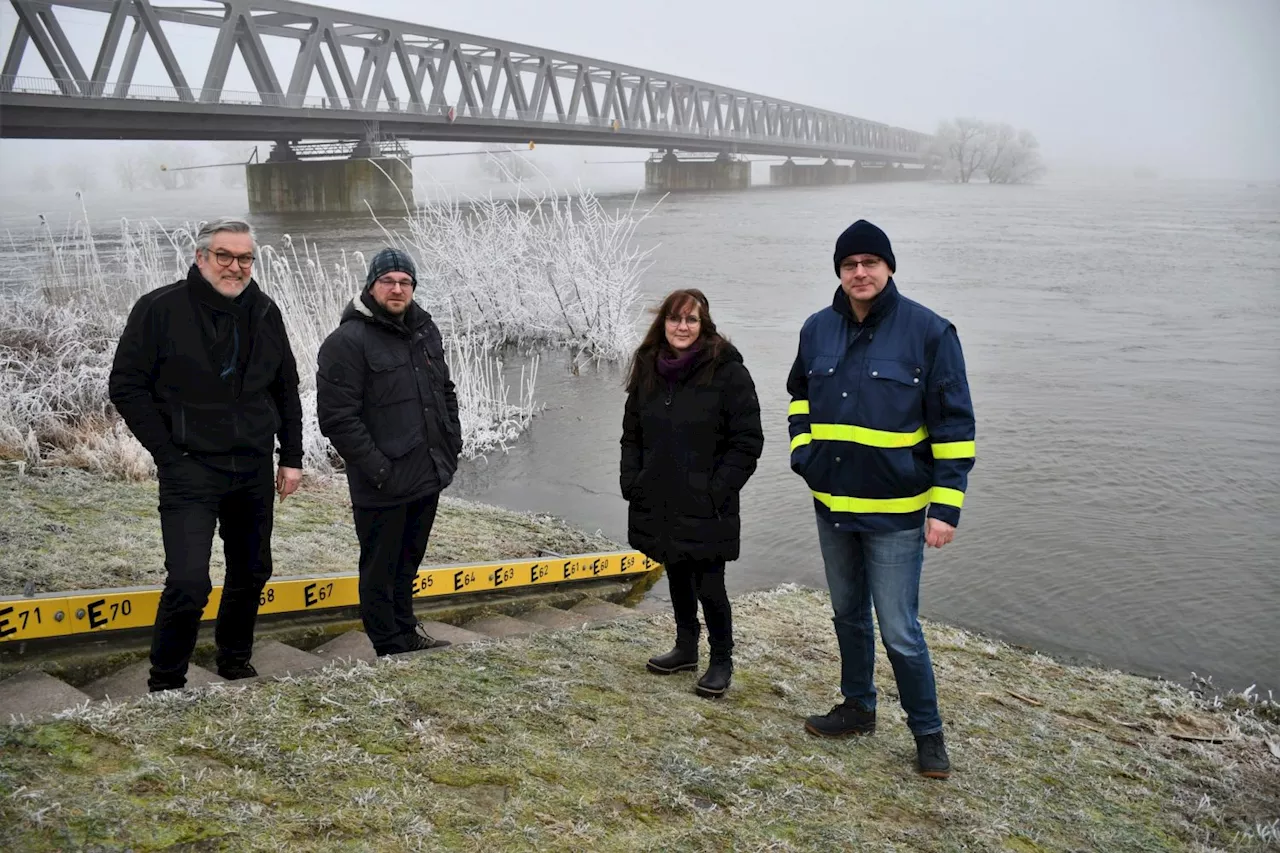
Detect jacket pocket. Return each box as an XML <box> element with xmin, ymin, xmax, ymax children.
<box><xmin>806</xmin><ymin>354</ymin><xmax>842</xmax><ymax>383</ymax></box>
<box><xmin>864</xmin><ymin>358</ymin><xmax>924</xmax><ymax>433</ymax></box>
<box><xmin>366</xmin><ymin>348</ymin><xmax>416</xmax><ymax>406</ymax></box>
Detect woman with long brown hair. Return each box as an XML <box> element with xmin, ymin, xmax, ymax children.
<box><xmin>620</xmin><ymin>289</ymin><xmax>764</xmax><ymax>697</ymax></box>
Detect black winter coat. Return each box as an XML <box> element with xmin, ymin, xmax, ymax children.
<box><xmin>108</xmin><ymin>266</ymin><xmax>304</xmax><ymax>472</ymax></box>
<box><xmin>316</xmin><ymin>294</ymin><xmax>462</xmax><ymax>508</ymax></box>
<box><xmin>620</xmin><ymin>343</ymin><xmax>764</xmax><ymax>565</ymax></box>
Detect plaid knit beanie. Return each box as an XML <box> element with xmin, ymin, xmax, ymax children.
<box><xmin>365</xmin><ymin>247</ymin><xmax>417</xmax><ymax>289</ymax></box>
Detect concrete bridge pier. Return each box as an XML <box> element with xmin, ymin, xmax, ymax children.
<box><xmin>246</xmin><ymin>140</ymin><xmax>414</xmax><ymax>215</ymax></box>
<box><xmin>854</xmin><ymin>161</ymin><xmax>933</xmax><ymax>182</ymax></box>
<box><xmin>770</xmin><ymin>158</ymin><xmax>855</xmax><ymax>186</ymax></box>
<box><xmin>645</xmin><ymin>151</ymin><xmax>751</xmax><ymax>191</ymax></box>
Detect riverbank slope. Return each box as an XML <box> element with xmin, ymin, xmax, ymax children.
<box><xmin>0</xmin><ymin>466</ymin><xmax>616</xmax><ymax>595</ymax></box>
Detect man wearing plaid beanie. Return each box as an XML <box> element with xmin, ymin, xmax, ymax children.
<box><xmin>316</xmin><ymin>247</ymin><xmax>463</xmax><ymax>655</ymax></box>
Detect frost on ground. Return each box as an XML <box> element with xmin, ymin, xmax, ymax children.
<box><xmin>0</xmin><ymin>466</ymin><xmax>617</xmax><ymax>595</ymax></box>
<box><xmin>0</xmin><ymin>185</ymin><xmax>653</xmax><ymax>477</ymax></box>
<box><xmin>2</xmin><ymin>587</ymin><xmax>1276</xmax><ymax>852</ymax></box>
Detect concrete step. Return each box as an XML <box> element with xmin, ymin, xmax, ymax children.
<box><xmin>251</xmin><ymin>639</ymin><xmax>327</xmax><ymax>678</ymax></box>
<box><xmin>85</xmin><ymin>660</ymin><xmax>223</xmax><ymax>701</ymax></box>
<box><xmin>570</xmin><ymin>598</ymin><xmax>644</xmax><ymax>625</ymax></box>
<box><xmin>632</xmin><ymin>597</ymin><xmax>671</xmax><ymax>616</ymax></box>
<box><xmin>416</xmin><ymin>620</ymin><xmax>489</xmax><ymax>647</ymax></box>
<box><xmin>0</xmin><ymin>670</ymin><xmax>91</xmax><ymax>720</ymax></box>
<box><xmin>462</xmin><ymin>614</ymin><xmax>550</xmax><ymax>640</ymax></box>
<box><xmin>312</xmin><ymin>631</ymin><xmax>377</xmax><ymax>664</ymax></box>
<box><xmin>521</xmin><ymin>605</ymin><xmax>591</xmax><ymax>631</ymax></box>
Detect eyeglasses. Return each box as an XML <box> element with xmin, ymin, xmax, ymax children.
<box><xmin>665</xmin><ymin>314</ymin><xmax>701</xmax><ymax>328</ymax></box>
<box><xmin>210</xmin><ymin>249</ymin><xmax>255</xmax><ymax>269</ymax></box>
<box><xmin>841</xmin><ymin>258</ymin><xmax>883</xmax><ymax>272</ymax></box>
<box><xmin>374</xmin><ymin>276</ymin><xmax>415</xmax><ymax>291</ymax></box>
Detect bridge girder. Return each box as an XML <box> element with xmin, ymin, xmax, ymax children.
<box><xmin>0</xmin><ymin>0</ymin><xmax>935</xmax><ymax>162</ymax></box>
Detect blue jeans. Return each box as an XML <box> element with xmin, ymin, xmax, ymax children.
<box><xmin>815</xmin><ymin>515</ymin><xmax>942</xmax><ymax>735</ymax></box>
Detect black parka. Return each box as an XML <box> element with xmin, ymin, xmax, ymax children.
<box><xmin>620</xmin><ymin>343</ymin><xmax>764</xmax><ymax>565</ymax></box>
<box><xmin>316</xmin><ymin>294</ymin><xmax>462</xmax><ymax>508</ymax></box>
<box><xmin>108</xmin><ymin>265</ymin><xmax>304</xmax><ymax>472</ymax></box>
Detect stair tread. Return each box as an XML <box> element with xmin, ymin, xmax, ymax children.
<box><xmin>0</xmin><ymin>670</ymin><xmax>92</xmax><ymax>720</ymax></box>
<box><xmin>461</xmin><ymin>614</ymin><xmax>550</xmax><ymax>639</ymax></box>
<box><xmin>85</xmin><ymin>659</ymin><xmax>223</xmax><ymax>701</ymax></box>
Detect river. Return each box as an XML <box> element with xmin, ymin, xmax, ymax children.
<box><xmin>2</xmin><ymin>174</ymin><xmax>1277</xmax><ymax>693</ymax></box>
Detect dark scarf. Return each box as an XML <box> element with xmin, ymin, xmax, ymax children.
<box><xmin>188</xmin><ymin>264</ymin><xmax>257</xmax><ymax>385</ymax></box>
<box><xmin>656</xmin><ymin>343</ymin><xmax>702</xmax><ymax>385</ymax></box>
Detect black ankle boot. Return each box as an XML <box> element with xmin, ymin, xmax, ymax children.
<box><xmin>695</xmin><ymin>652</ymin><xmax>732</xmax><ymax>698</ymax></box>
<box><xmin>647</xmin><ymin>635</ymin><xmax>699</xmax><ymax>674</ymax></box>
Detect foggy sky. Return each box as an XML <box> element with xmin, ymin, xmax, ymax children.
<box><xmin>1</xmin><ymin>0</ymin><xmax>1277</xmax><ymax>182</ymax></box>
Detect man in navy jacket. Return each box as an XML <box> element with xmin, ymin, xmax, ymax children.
<box><xmin>787</xmin><ymin>220</ymin><xmax>976</xmax><ymax>779</ymax></box>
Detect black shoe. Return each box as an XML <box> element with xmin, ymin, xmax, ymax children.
<box><xmin>804</xmin><ymin>699</ymin><xmax>876</xmax><ymax>737</ymax></box>
<box><xmin>694</xmin><ymin>659</ymin><xmax>732</xmax><ymax>698</ymax></box>
<box><xmin>147</xmin><ymin>681</ymin><xmax>183</xmax><ymax>693</ymax></box>
<box><xmin>404</xmin><ymin>626</ymin><xmax>452</xmax><ymax>653</ymax></box>
<box><xmin>915</xmin><ymin>732</ymin><xmax>951</xmax><ymax>779</ymax></box>
<box><xmin>646</xmin><ymin>643</ymin><xmax>698</xmax><ymax>674</ymax></box>
<box><xmin>217</xmin><ymin>661</ymin><xmax>258</xmax><ymax>681</ymax></box>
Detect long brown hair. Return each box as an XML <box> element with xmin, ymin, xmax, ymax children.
<box><xmin>625</xmin><ymin>288</ymin><xmax>729</xmax><ymax>394</ymax></box>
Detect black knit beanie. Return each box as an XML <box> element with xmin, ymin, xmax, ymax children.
<box><xmin>365</xmin><ymin>247</ymin><xmax>417</xmax><ymax>289</ymax></box>
<box><xmin>833</xmin><ymin>220</ymin><xmax>895</xmax><ymax>275</ymax></box>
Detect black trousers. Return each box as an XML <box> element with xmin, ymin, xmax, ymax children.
<box><xmin>667</xmin><ymin>558</ymin><xmax>733</xmax><ymax>660</ymax></box>
<box><xmin>149</xmin><ymin>458</ymin><xmax>274</xmax><ymax>691</ymax></box>
<box><xmin>353</xmin><ymin>492</ymin><xmax>440</xmax><ymax>655</ymax></box>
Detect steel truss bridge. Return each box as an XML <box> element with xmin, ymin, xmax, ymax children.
<box><xmin>1</xmin><ymin>0</ymin><xmax>933</xmax><ymax>162</ymax></box>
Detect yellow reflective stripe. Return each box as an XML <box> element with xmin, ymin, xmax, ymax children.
<box><xmin>810</xmin><ymin>486</ymin><xmax>966</xmax><ymax>514</ymax></box>
<box><xmin>931</xmin><ymin>441</ymin><xmax>976</xmax><ymax>460</ymax></box>
<box><xmin>811</xmin><ymin>490</ymin><xmax>932</xmax><ymax>514</ymax></box>
<box><xmin>810</xmin><ymin>423</ymin><xmax>927</xmax><ymax>449</ymax></box>
<box><xmin>790</xmin><ymin>433</ymin><xmax>812</xmax><ymax>452</ymax></box>
<box><xmin>930</xmin><ymin>487</ymin><xmax>966</xmax><ymax>508</ymax></box>
<box><xmin>788</xmin><ymin>400</ymin><xmax>810</xmax><ymax>416</ymax></box>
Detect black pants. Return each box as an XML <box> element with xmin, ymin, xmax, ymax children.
<box><xmin>667</xmin><ymin>558</ymin><xmax>733</xmax><ymax>660</ymax></box>
<box><xmin>353</xmin><ymin>492</ymin><xmax>440</xmax><ymax>655</ymax></box>
<box><xmin>149</xmin><ymin>458</ymin><xmax>274</xmax><ymax>691</ymax></box>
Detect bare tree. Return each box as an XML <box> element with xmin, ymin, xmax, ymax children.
<box><xmin>476</xmin><ymin>145</ymin><xmax>537</xmax><ymax>182</ymax></box>
<box><xmin>61</xmin><ymin>161</ymin><xmax>98</xmax><ymax>192</ymax></box>
<box><xmin>986</xmin><ymin>129</ymin><xmax>1046</xmax><ymax>184</ymax></box>
<box><xmin>934</xmin><ymin>118</ymin><xmax>990</xmax><ymax>183</ymax></box>
<box><xmin>210</xmin><ymin>142</ymin><xmax>252</xmax><ymax>188</ymax></box>
<box><xmin>934</xmin><ymin>118</ymin><xmax>1046</xmax><ymax>184</ymax></box>
<box><xmin>149</xmin><ymin>144</ymin><xmax>206</xmax><ymax>190</ymax></box>
<box><xmin>115</xmin><ymin>154</ymin><xmax>145</xmax><ymax>191</ymax></box>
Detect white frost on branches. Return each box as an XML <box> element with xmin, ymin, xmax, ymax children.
<box><xmin>1</xmin><ymin>186</ymin><xmax>654</xmax><ymax>479</ymax></box>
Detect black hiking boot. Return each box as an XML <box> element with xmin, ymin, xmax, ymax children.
<box><xmin>695</xmin><ymin>655</ymin><xmax>732</xmax><ymax>698</ymax></box>
<box><xmin>915</xmin><ymin>732</ymin><xmax>951</xmax><ymax>779</ymax></box>
<box><xmin>646</xmin><ymin>639</ymin><xmax>699</xmax><ymax>674</ymax></box>
<box><xmin>216</xmin><ymin>661</ymin><xmax>258</xmax><ymax>681</ymax></box>
<box><xmin>804</xmin><ymin>699</ymin><xmax>877</xmax><ymax>737</ymax></box>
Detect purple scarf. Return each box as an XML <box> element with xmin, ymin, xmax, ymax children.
<box><xmin>656</xmin><ymin>344</ymin><xmax>701</xmax><ymax>384</ymax></box>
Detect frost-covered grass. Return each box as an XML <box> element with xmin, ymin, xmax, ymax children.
<box><xmin>2</xmin><ymin>587</ymin><xmax>1276</xmax><ymax>851</ymax></box>
<box><xmin>0</xmin><ymin>189</ymin><xmax>652</xmax><ymax>477</ymax></box>
<box><xmin>0</xmin><ymin>465</ymin><xmax>617</xmax><ymax>595</ymax></box>
<box><xmin>381</xmin><ymin>185</ymin><xmax>656</xmax><ymax>364</ymax></box>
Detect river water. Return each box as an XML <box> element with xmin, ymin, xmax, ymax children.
<box><xmin>2</xmin><ymin>175</ymin><xmax>1277</xmax><ymax>693</ymax></box>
